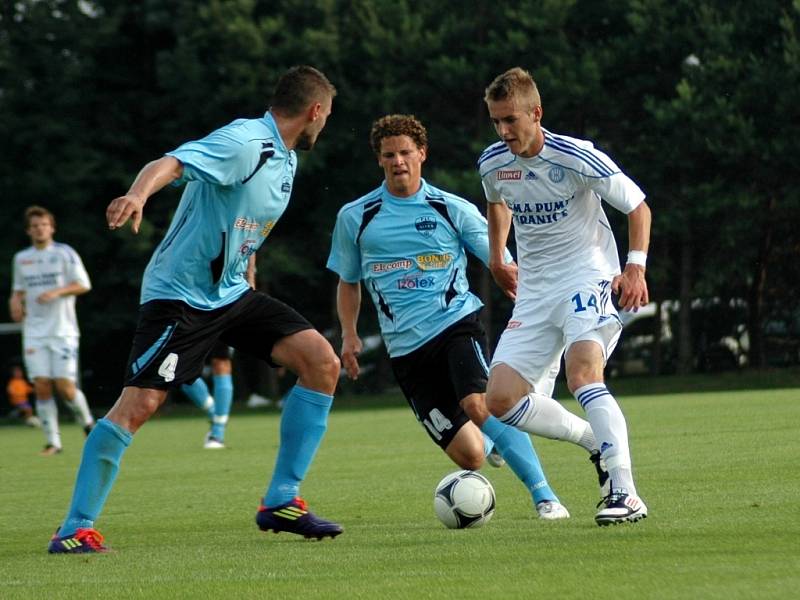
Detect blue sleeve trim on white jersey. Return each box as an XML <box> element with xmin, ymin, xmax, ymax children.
<box><xmin>544</xmin><ymin>135</ymin><xmax>616</xmax><ymax>177</ymax></box>
<box><xmin>477</xmin><ymin>144</ymin><xmax>510</xmax><ymax>169</ymax></box>
<box><xmin>478</xmin><ymin>140</ymin><xmax>507</xmax><ymax>161</ymax></box>
<box><xmin>479</xmin><ymin>156</ymin><xmax>516</xmax><ymax>179</ymax></box>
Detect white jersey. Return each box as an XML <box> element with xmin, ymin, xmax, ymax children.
<box><xmin>11</xmin><ymin>242</ymin><xmax>91</xmax><ymax>339</ymax></box>
<box><xmin>478</xmin><ymin>128</ymin><xmax>645</xmax><ymax>299</ymax></box>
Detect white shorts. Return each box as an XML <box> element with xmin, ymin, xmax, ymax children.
<box><xmin>23</xmin><ymin>336</ymin><xmax>80</xmax><ymax>381</ymax></box>
<box><xmin>491</xmin><ymin>279</ymin><xmax>622</xmax><ymax>389</ymax></box>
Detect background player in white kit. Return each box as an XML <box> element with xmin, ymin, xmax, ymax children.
<box><xmin>478</xmin><ymin>68</ymin><xmax>652</xmax><ymax>525</ymax></box>
<box><xmin>9</xmin><ymin>206</ymin><xmax>95</xmax><ymax>455</ymax></box>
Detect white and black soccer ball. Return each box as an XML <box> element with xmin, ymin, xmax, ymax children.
<box><xmin>433</xmin><ymin>470</ymin><xmax>496</xmax><ymax>529</ymax></box>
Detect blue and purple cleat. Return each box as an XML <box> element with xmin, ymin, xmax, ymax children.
<box><xmin>48</xmin><ymin>527</ymin><xmax>109</xmax><ymax>553</ymax></box>
<box><xmin>256</xmin><ymin>497</ymin><xmax>343</xmax><ymax>540</ymax></box>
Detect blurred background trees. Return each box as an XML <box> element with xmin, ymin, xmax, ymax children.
<box><xmin>1</xmin><ymin>0</ymin><xmax>798</xmax><ymax>400</ymax></box>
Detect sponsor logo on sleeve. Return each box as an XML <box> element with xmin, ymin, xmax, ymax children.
<box><xmin>506</xmin><ymin>320</ymin><xmax>523</xmax><ymax>329</ymax></box>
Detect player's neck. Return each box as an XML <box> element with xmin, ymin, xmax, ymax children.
<box><xmin>519</xmin><ymin>129</ymin><xmax>545</xmax><ymax>158</ymax></box>
<box><xmin>272</xmin><ymin>111</ymin><xmax>305</xmax><ymax>151</ymax></box>
<box><xmin>32</xmin><ymin>239</ymin><xmax>53</xmax><ymax>250</ymax></box>
<box><xmin>385</xmin><ymin>180</ymin><xmax>422</xmax><ymax>198</ymax></box>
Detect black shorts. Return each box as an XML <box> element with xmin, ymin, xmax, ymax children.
<box><xmin>390</xmin><ymin>312</ymin><xmax>489</xmax><ymax>450</ymax></box>
<box><xmin>208</xmin><ymin>340</ymin><xmax>233</xmax><ymax>361</ymax></box>
<box><xmin>123</xmin><ymin>290</ymin><xmax>312</xmax><ymax>389</ymax></box>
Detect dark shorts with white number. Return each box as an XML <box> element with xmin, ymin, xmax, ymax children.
<box><xmin>390</xmin><ymin>311</ymin><xmax>489</xmax><ymax>450</ymax></box>
<box><xmin>123</xmin><ymin>290</ymin><xmax>312</xmax><ymax>390</ymax></box>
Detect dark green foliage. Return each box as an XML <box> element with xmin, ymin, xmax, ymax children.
<box><xmin>1</xmin><ymin>0</ymin><xmax>798</xmax><ymax>400</ymax></box>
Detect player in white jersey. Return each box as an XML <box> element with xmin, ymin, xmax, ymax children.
<box><xmin>9</xmin><ymin>206</ymin><xmax>95</xmax><ymax>455</ymax></box>
<box><xmin>478</xmin><ymin>68</ymin><xmax>652</xmax><ymax>525</ymax></box>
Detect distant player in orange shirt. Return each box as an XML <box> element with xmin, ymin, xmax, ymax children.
<box><xmin>6</xmin><ymin>364</ymin><xmax>40</xmax><ymax>427</ymax></box>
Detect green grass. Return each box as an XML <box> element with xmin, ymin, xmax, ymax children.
<box><xmin>1</xmin><ymin>386</ymin><xmax>798</xmax><ymax>599</ymax></box>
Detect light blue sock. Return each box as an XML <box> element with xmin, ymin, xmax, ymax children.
<box><xmin>210</xmin><ymin>374</ymin><xmax>233</xmax><ymax>440</ymax></box>
<box><xmin>481</xmin><ymin>415</ymin><xmax>558</xmax><ymax>505</ymax></box>
<box><xmin>263</xmin><ymin>385</ymin><xmax>333</xmax><ymax>507</ymax></box>
<box><xmin>482</xmin><ymin>432</ymin><xmax>495</xmax><ymax>455</ymax></box>
<box><xmin>181</xmin><ymin>378</ymin><xmax>213</xmax><ymax>417</ymax></box>
<box><xmin>60</xmin><ymin>418</ymin><xmax>132</xmax><ymax>536</ymax></box>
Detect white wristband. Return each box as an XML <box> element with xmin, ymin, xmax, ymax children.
<box><xmin>627</xmin><ymin>250</ymin><xmax>647</xmax><ymax>267</ymax></box>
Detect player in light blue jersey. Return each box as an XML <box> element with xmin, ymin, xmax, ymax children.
<box><xmin>328</xmin><ymin>115</ymin><xmax>607</xmax><ymax>521</ymax></box>
<box><xmin>480</xmin><ymin>67</ymin><xmax>651</xmax><ymax>525</ymax></box>
<box><xmin>48</xmin><ymin>66</ymin><xmax>343</xmax><ymax>554</ymax></box>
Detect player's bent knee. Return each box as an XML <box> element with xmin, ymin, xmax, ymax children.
<box><xmin>457</xmin><ymin>454</ymin><xmax>485</xmax><ymax>471</ymax></box>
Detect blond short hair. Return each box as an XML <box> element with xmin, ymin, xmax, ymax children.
<box><xmin>484</xmin><ymin>67</ymin><xmax>541</xmax><ymax>112</ymax></box>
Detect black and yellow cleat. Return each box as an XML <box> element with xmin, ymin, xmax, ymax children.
<box><xmin>256</xmin><ymin>497</ymin><xmax>343</xmax><ymax>540</ymax></box>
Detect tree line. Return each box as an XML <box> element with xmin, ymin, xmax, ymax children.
<box><xmin>2</xmin><ymin>0</ymin><xmax>798</xmax><ymax>399</ymax></box>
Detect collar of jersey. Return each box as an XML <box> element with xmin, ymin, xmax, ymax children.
<box><xmin>381</xmin><ymin>178</ymin><xmax>428</xmax><ymax>203</ymax></box>
<box><xmin>262</xmin><ymin>111</ymin><xmax>288</xmax><ymax>153</ymax></box>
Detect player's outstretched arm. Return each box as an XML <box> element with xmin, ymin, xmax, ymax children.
<box><xmin>487</xmin><ymin>201</ymin><xmax>518</xmax><ymax>301</ymax></box>
<box><xmin>612</xmin><ymin>201</ymin><xmax>651</xmax><ymax>311</ymax></box>
<box><xmin>337</xmin><ymin>279</ymin><xmax>363</xmax><ymax>380</ymax></box>
<box><xmin>107</xmin><ymin>156</ymin><xmax>184</xmax><ymax>234</ymax></box>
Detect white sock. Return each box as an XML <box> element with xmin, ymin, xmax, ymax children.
<box><xmin>499</xmin><ymin>392</ymin><xmax>597</xmax><ymax>451</ymax></box>
<box><xmin>574</xmin><ymin>383</ymin><xmax>636</xmax><ymax>495</ymax></box>
<box><xmin>64</xmin><ymin>389</ymin><xmax>95</xmax><ymax>428</ymax></box>
<box><xmin>36</xmin><ymin>398</ymin><xmax>62</xmax><ymax>448</ymax></box>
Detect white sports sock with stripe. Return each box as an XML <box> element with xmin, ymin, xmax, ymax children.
<box><xmin>499</xmin><ymin>392</ymin><xmax>597</xmax><ymax>451</ymax></box>
<box><xmin>574</xmin><ymin>383</ymin><xmax>636</xmax><ymax>495</ymax></box>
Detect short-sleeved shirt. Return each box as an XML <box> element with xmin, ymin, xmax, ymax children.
<box><xmin>12</xmin><ymin>242</ymin><xmax>91</xmax><ymax>339</ymax></box>
<box><xmin>327</xmin><ymin>179</ymin><xmax>509</xmax><ymax>357</ymax></box>
<box><xmin>141</xmin><ymin>111</ymin><xmax>296</xmax><ymax>310</ymax></box>
<box><xmin>478</xmin><ymin>128</ymin><xmax>645</xmax><ymax>300</ymax></box>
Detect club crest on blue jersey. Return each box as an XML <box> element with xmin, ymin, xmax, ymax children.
<box><xmin>415</xmin><ymin>216</ymin><xmax>437</xmax><ymax>237</ymax></box>
<box><xmin>548</xmin><ymin>166</ymin><xmax>565</xmax><ymax>183</ymax></box>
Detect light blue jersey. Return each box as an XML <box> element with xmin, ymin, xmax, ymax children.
<box><xmin>140</xmin><ymin>112</ymin><xmax>296</xmax><ymax>309</ymax></box>
<box><xmin>327</xmin><ymin>179</ymin><xmax>508</xmax><ymax>357</ymax></box>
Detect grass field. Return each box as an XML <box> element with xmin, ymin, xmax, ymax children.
<box><xmin>1</xmin><ymin>383</ymin><xmax>798</xmax><ymax>599</ymax></box>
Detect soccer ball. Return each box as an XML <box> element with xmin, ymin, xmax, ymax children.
<box><xmin>433</xmin><ymin>470</ymin><xmax>496</xmax><ymax>529</ymax></box>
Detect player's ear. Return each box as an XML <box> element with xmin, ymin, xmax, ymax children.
<box><xmin>419</xmin><ymin>146</ymin><xmax>427</xmax><ymax>163</ymax></box>
<box><xmin>308</xmin><ymin>101</ymin><xmax>322</xmax><ymax>122</ymax></box>
<box><xmin>532</xmin><ymin>105</ymin><xmax>543</xmax><ymax>123</ymax></box>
